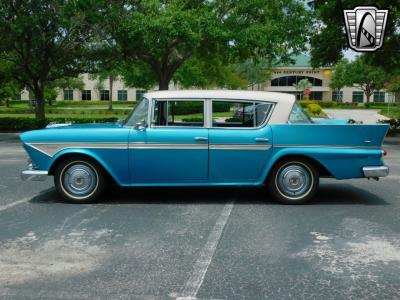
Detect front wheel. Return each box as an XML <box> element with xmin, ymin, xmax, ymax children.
<box><xmin>54</xmin><ymin>157</ymin><xmax>106</xmax><ymax>203</ymax></box>
<box><xmin>267</xmin><ymin>158</ymin><xmax>319</xmax><ymax>204</ymax></box>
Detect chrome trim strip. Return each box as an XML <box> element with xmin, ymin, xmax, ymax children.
<box><xmin>210</xmin><ymin>144</ymin><xmax>272</xmax><ymax>150</ymax></box>
<box><xmin>27</xmin><ymin>142</ymin><xmax>128</xmax><ymax>157</ymax></box>
<box><xmin>129</xmin><ymin>143</ymin><xmax>208</xmax><ymax>150</ymax></box>
<box><xmin>273</xmin><ymin>144</ymin><xmax>380</xmax><ymax>149</ymax></box>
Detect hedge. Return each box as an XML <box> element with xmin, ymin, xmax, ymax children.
<box><xmin>170</xmin><ymin>101</ymin><xmax>231</xmax><ymax>115</ymax></box>
<box><xmin>0</xmin><ymin>116</ymin><xmax>119</xmax><ymax>131</ymax></box>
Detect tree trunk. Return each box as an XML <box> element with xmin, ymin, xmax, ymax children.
<box><xmin>158</xmin><ymin>74</ymin><xmax>170</xmax><ymax>90</ymax></box>
<box><xmin>365</xmin><ymin>93</ymin><xmax>371</xmax><ymax>108</ymax></box>
<box><xmin>33</xmin><ymin>82</ymin><xmax>45</xmax><ymax>122</ymax></box>
<box><xmin>395</xmin><ymin>91</ymin><xmax>400</xmax><ymax>107</ymax></box>
<box><xmin>108</xmin><ymin>76</ymin><xmax>113</xmax><ymax>110</ymax></box>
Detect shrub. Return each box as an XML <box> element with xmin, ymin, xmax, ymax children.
<box><xmin>0</xmin><ymin>116</ymin><xmax>119</xmax><ymax>131</ymax></box>
<box><xmin>307</xmin><ymin>103</ymin><xmax>322</xmax><ymax>115</ymax></box>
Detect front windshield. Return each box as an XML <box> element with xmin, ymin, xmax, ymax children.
<box><xmin>125</xmin><ymin>98</ymin><xmax>149</xmax><ymax>127</ymax></box>
<box><xmin>288</xmin><ymin>102</ymin><xmax>313</xmax><ymax>124</ymax></box>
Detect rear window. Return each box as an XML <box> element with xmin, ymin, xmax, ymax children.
<box><xmin>288</xmin><ymin>102</ymin><xmax>313</xmax><ymax>124</ymax></box>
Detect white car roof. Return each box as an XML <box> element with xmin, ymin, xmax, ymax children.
<box><xmin>144</xmin><ymin>90</ymin><xmax>295</xmax><ymax>124</ymax></box>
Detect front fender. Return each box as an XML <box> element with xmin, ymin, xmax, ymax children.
<box><xmin>48</xmin><ymin>148</ymin><xmax>129</xmax><ymax>185</ymax></box>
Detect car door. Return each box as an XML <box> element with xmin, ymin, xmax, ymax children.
<box><xmin>129</xmin><ymin>98</ymin><xmax>209</xmax><ymax>183</ymax></box>
<box><xmin>209</xmin><ymin>100</ymin><xmax>274</xmax><ymax>182</ymax></box>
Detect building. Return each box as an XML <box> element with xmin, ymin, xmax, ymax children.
<box><xmin>21</xmin><ymin>74</ymin><xmax>146</xmax><ymax>102</ymax></box>
<box><xmin>264</xmin><ymin>53</ymin><xmax>390</xmax><ymax>103</ymax></box>
<box><xmin>20</xmin><ymin>54</ymin><xmax>391</xmax><ymax>103</ymax></box>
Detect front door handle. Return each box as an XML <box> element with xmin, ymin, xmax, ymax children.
<box><xmin>194</xmin><ymin>137</ymin><xmax>208</xmax><ymax>141</ymax></box>
<box><xmin>255</xmin><ymin>138</ymin><xmax>269</xmax><ymax>142</ymax></box>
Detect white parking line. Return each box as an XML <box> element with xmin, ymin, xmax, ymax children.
<box><xmin>178</xmin><ymin>201</ymin><xmax>234</xmax><ymax>298</ymax></box>
<box><xmin>0</xmin><ymin>188</ymin><xmax>54</xmax><ymax>212</ymax></box>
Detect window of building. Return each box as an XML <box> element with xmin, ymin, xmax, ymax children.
<box><xmin>332</xmin><ymin>90</ymin><xmax>343</xmax><ymax>102</ymax></box>
<box><xmin>136</xmin><ymin>90</ymin><xmax>147</xmax><ymax>101</ymax></box>
<box><xmin>153</xmin><ymin>100</ymin><xmax>204</xmax><ymax>127</ymax></box>
<box><xmin>118</xmin><ymin>90</ymin><xmax>128</xmax><ymax>101</ymax></box>
<box><xmin>100</xmin><ymin>90</ymin><xmax>110</xmax><ymax>101</ymax></box>
<box><xmin>352</xmin><ymin>91</ymin><xmax>364</xmax><ymax>103</ymax></box>
<box><xmin>271</xmin><ymin>76</ymin><xmax>322</xmax><ymax>87</ymax></box>
<box><xmin>310</xmin><ymin>91</ymin><xmax>322</xmax><ymax>100</ymax></box>
<box><xmin>373</xmin><ymin>92</ymin><xmax>385</xmax><ymax>103</ymax></box>
<box><xmin>211</xmin><ymin>100</ymin><xmax>273</xmax><ymax>128</ymax></box>
<box><xmin>81</xmin><ymin>90</ymin><xmax>91</xmax><ymax>101</ymax></box>
<box><xmin>63</xmin><ymin>90</ymin><xmax>73</xmax><ymax>100</ymax></box>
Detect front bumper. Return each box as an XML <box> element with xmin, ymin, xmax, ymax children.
<box><xmin>363</xmin><ymin>166</ymin><xmax>389</xmax><ymax>178</ymax></box>
<box><xmin>21</xmin><ymin>163</ymin><xmax>48</xmax><ymax>181</ymax></box>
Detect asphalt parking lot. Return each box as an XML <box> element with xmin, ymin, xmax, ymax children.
<box><xmin>0</xmin><ymin>134</ymin><xmax>400</xmax><ymax>300</ymax></box>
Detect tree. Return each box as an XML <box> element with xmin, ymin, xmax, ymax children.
<box><xmin>330</xmin><ymin>57</ymin><xmax>387</xmax><ymax>107</ymax></box>
<box><xmin>0</xmin><ymin>59</ymin><xmax>21</xmax><ymax>107</ymax></box>
<box><xmin>0</xmin><ymin>0</ymin><xmax>99</xmax><ymax>121</ymax></box>
<box><xmin>384</xmin><ymin>74</ymin><xmax>400</xmax><ymax>106</ymax></box>
<box><xmin>293</xmin><ymin>79</ymin><xmax>312</xmax><ymax>100</ymax></box>
<box><xmin>111</xmin><ymin>0</ymin><xmax>312</xmax><ymax>90</ymax></box>
<box><xmin>235</xmin><ymin>58</ymin><xmax>272</xmax><ymax>90</ymax></box>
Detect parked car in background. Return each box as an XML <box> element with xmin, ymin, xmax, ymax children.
<box><xmin>20</xmin><ymin>90</ymin><xmax>389</xmax><ymax>204</ymax></box>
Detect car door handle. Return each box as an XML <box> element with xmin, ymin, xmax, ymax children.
<box><xmin>255</xmin><ymin>138</ymin><xmax>269</xmax><ymax>142</ymax></box>
<box><xmin>194</xmin><ymin>137</ymin><xmax>208</xmax><ymax>141</ymax></box>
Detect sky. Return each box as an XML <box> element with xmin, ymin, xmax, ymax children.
<box><xmin>343</xmin><ymin>49</ymin><xmax>359</xmax><ymax>61</ymax></box>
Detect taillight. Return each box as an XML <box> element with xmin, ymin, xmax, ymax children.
<box><xmin>382</xmin><ymin>148</ymin><xmax>387</xmax><ymax>156</ymax></box>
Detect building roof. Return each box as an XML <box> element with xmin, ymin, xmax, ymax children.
<box><xmin>275</xmin><ymin>53</ymin><xmax>311</xmax><ymax>68</ymax></box>
<box><xmin>144</xmin><ymin>90</ymin><xmax>295</xmax><ymax>124</ymax></box>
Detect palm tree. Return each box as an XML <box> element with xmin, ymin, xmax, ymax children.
<box><xmin>293</xmin><ymin>78</ymin><xmax>312</xmax><ymax>100</ymax></box>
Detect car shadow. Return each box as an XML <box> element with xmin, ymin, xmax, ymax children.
<box><xmin>29</xmin><ymin>183</ymin><xmax>388</xmax><ymax>206</ymax></box>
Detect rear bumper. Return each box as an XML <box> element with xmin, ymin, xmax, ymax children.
<box><xmin>21</xmin><ymin>164</ymin><xmax>48</xmax><ymax>181</ymax></box>
<box><xmin>363</xmin><ymin>166</ymin><xmax>389</xmax><ymax>178</ymax></box>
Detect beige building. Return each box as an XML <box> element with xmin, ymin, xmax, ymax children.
<box><xmin>21</xmin><ymin>54</ymin><xmax>391</xmax><ymax>103</ymax></box>
<box><xmin>21</xmin><ymin>74</ymin><xmax>146</xmax><ymax>102</ymax></box>
<box><xmin>264</xmin><ymin>54</ymin><xmax>390</xmax><ymax>103</ymax></box>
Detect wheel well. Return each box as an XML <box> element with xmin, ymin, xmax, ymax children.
<box><xmin>266</xmin><ymin>154</ymin><xmax>332</xmax><ymax>181</ymax></box>
<box><xmin>48</xmin><ymin>153</ymin><xmax>116</xmax><ymax>183</ymax></box>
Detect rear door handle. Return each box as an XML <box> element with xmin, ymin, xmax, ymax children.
<box><xmin>255</xmin><ymin>138</ymin><xmax>269</xmax><ymax>142</ymax></box>
<box><xmin>194</xmin><ymin>137</ymin><xmax>208</xmax><ymax>141</ymax></box>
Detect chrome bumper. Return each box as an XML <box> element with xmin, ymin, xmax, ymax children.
<box><xmin>363</xmin><ymin>166</ymin><xmax>389</xmax><ymax>178</ymax></box>
<box><xmin>21</xmin><ymin>164</ymin><xmax>48</xmax><ymax>181</ymax></box>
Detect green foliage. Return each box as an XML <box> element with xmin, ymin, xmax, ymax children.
<box><xmin>307</xmin><ymin>103</ymin><xmax>322</xmax><ymax>115</ymax></box>
<box><xmin>0</xmin><ymin>0</ymin><xmax>101</xmax><ymax>119</ymax></box>
<box><xmin>112</xmin><ymin>0</ymin><xmax>311</xmax><ymax>90</ymax></box>
<box><xmin>330</xmin><ymin>57</ymin><xmax>388</xmax><ymax>106</ymax></box>
<box><xmin>0</xmin><ymin>116</ymin><xmax>120</xmax><ymax>131</ymax></box>
<box><xmin>378</xmin><ymin>118</ymin><xmax>400</xmax><ymax>135</ymax></box>
<box><xmin>298</xmin><ymin>100</ymin><xmax>337</xmax><ymax>108</ymax></box>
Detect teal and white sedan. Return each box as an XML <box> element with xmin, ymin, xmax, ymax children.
<box><xmin>20</xmin><ymin>90</ymin><xmax>389</xmax><ymax>204</ymax></box>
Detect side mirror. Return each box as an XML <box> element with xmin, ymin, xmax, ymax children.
<box><xmin>134</xmin><ymin>121</ymin><xmax>146</xmax><ymax>131</ymax></box>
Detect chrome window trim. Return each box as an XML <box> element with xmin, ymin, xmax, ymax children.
<box><xmin>210</xmin><ymin>99</ymin><xmax>275</xmax><ymax>130</ymax></box>
<box><xmin>150</xmin><ymin>98</ymin><xmax>206</xmax><ymax>129</ymax></box>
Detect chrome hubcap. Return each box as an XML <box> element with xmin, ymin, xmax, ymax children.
<box><xmin>277</xmin><ymin>164</ymin><xmax>311</xmax><ymax>198</ymax></box>
<box><xmin>63</xmin><ymin>163</ymin><xmax>97</xmax><ymax>197</ymax></box>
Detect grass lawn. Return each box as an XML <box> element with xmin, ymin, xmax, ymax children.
<box><xmin>379</xmin><ymin>106</ymin><xmax>400</xmax><ymax>119</ymax></box>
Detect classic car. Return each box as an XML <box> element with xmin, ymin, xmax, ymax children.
<box><xmin>20</xmin><ymin>90</ymin><xmax>389</xmax><ymax>204</ymax></box>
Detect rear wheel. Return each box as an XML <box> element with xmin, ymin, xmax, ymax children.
<box><xmin>54</xmin><ymin>157</ymin><xmax>106</xmax><ymax>204</ymax></box>
<box><xmin>267</xmin><ymin>158</ymin><xmax>319</xmax><ymax>204</ymax></box>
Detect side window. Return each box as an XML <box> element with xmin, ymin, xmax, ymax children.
<box><xmin>212</xmin><ymin>100</ymin><xmax>272</xmax><ymax>128</ymax></box>
<box><xmin>153</xmin><ymin>100</ymin><xmax>204</xmax><ymax>127</ymax></box>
